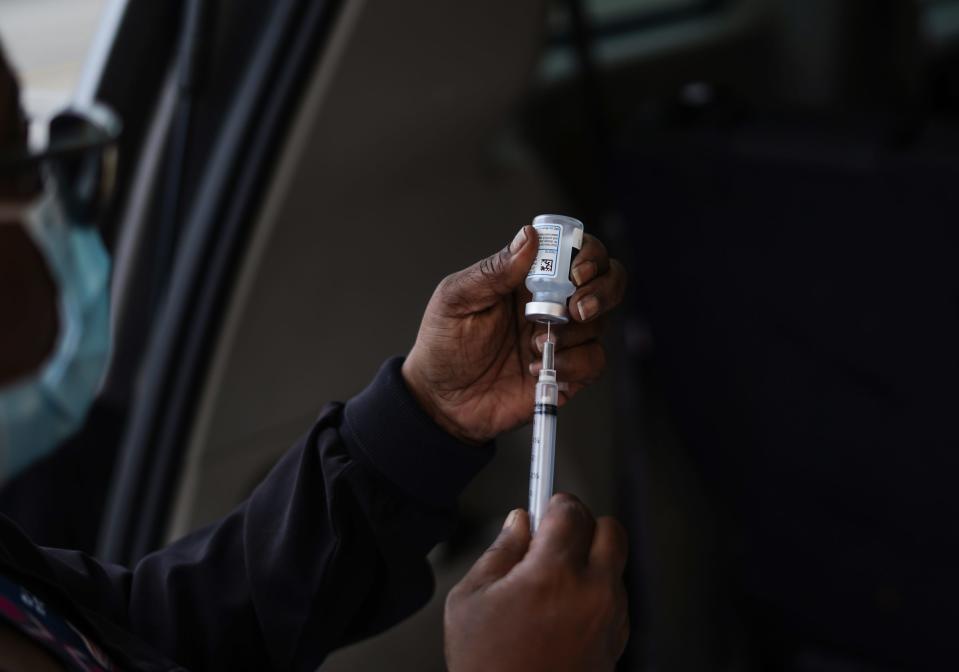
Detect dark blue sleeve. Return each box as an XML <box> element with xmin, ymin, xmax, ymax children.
<box><xmin>38</xmin><ymin>357</ymin><xmax>495</xmax><ymax>671</ymax></box>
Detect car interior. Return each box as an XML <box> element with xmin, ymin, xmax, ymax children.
<box><xmin>3</xmin><ymin>0</ymin><xmax>958</xmax><ymax>669</ymax></box>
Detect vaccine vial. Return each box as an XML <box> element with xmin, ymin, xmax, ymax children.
<box><xmin>525</xmin><ymin>214</ymin><xmax>584</xmax><ymax>324</ymax></box>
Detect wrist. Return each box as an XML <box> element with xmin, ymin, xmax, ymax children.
<box><xmin>343</xmin><ymin>357</ymin><xmax>495</xmax><ymax>510</ymax></box>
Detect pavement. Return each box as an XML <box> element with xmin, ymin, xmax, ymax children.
<box><xmin>0</xmin><ymin>0</ymin><xmax>110</xmax><ymax>118</ymax></box>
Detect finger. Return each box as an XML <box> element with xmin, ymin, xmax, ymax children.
<box><xmin>530</xmin><ymin>341</ymin><xmax>606</xmax><ymax>384</ymax></box>
<box><xmin>531</xmin><ymin>316</ymin><xmax>605</xmax><ymax>354</ymax></box>
<box><xmin>570</xmin><ymin>234</ymin><xmax>610</xmax><ymax>287</ymax></box>
<box><xmin>527</xmin><ymin>493</ymin><xmax>596</xmax><ymax>569</ymax></box>
<box><xmin>459</xmin><ymin>509</ymin><xmax>531</xmax><ymax>590</ymax></box>
<box><xmin>571</xmin><ymin>259</ymin><xmax>627</xmax><ymax>323</ymax></box>
<box><xmin>557</xmin><ymin>382</ymin><xmax>586</xmax><ymax>407</ymax></box>
<box><xmin>438</xmin><ymin>226</ymin><xmax>538</xmax><ymax>315</ymax></box>
<box><xmin>589</xmin><ymin>517</ymin><xmax>628</xmax><ymax>578</ymax></box>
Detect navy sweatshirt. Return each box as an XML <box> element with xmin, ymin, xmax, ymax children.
<box><xmin>0</xmin><ymin>358</ymin><xmax>494</xmax><ymax>671</ymax></box>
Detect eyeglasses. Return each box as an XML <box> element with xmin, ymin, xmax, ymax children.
<box><xmin>0</xmin><ymin>103</ymin><xmax>122</xmax><ymax>225</ymax></box>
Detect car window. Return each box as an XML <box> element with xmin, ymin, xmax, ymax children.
<box><xmin>541</xmin><ymin>0</ymin><xmax>724</xmax><ymax>81</ymax></box>
<box><xmin>587</xmin><ymin>0</ymin><xmax>717</xmax><ymax>27</ymax></box>
<box><xmin>923</xmin><ymin>0</ymin><xmax>959</xmax><ymax>45</ymax></box>
<box><xmin>0</xmin><ymin>0</ymin><xmax>109</xmax><ymax>121</ymax></box>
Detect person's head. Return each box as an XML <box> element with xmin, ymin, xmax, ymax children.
<box><xmin>0</xmin><ymin>45</ymin><xmax>57</xmax><ymax>386</ymax></box>
<box><xmin>0</xmin><ymin>42</ymin><xmax>114</xmax><ymax>481</ymax></box>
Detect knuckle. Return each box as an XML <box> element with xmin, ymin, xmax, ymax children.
<box><xmin>520</xmin><ymin>566</ymin><xmax>555</xmax><ymax>598</ymax></box>
<box><xmin>478</xmin><ymin>248</ymin><xmax>507</xmax><ymax>281</ymax></box>
<box><xmin>551</xmin><ymin>491</ymin><xmax>584</xmax><ymax>511</ymax></box>
<box><xmin>485</xmin><ymin>535</ymin><xmax>519</xmax><ymax>559</ymax></box>
<box><xmin>607</xmin><ymin>517</ymin><xmax>628</xmax><ymax>546</ymax></box>
<box><xmin>436</xmin><ymin>272</ymin><xmax>460</xmax><ymax>299</ymax></box>
<box><xmin>602</xmin><ymin>517</ymin><xmax>628</xmax><ymax>559</ymax></box>
<box><xmin>445</xmin><ymin>583</ymin><xmax>467</xmax><ymax>612</ymax></box>
<box><xmin>529</xmin><ymin>562</ymin><xmax>579</xmax><ymax>597</ymax></box>
<box><xmin>596</xmin><ymin>584</ymin><xmax>626</xmax><ymax>629</ymax></box>
<box><xmin>552</xmin><ymin>497</ymin><xmax>587</xmax><ymax>525</ymax></box>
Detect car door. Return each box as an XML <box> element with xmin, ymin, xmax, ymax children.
<box><xmin>94</xmin><ymin>0</ymin><xmax>344</xmax><ymax>564</ymax></box>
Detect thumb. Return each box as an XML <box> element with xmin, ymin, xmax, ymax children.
<box><xmin>440</xmin><ymin>226</ymin><xmax>537</xmax><ymax>313</ymax></box>
<box><xmin>459</xmin><ymin>509</ymin><xmax>531</xmax><ymax>589</ymax></box>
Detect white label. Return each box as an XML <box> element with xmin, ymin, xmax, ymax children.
<box><xmin>570</xmin><ymin>227</ymin><xmax>583</xmax><ymax>250</ymax></box>
<box><xmin>528</xmin><ymin>224</ymin><xmax>562</xmax><ymax>278</ymax></box>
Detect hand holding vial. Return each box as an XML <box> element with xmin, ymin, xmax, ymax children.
<box><xmin>402</xmin><ymin>217</ymin><xmax>626</xmax><ymax>446</ymax></box>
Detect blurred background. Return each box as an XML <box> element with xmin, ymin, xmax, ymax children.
<box><xmin>0</xmin><ymin>0</ymin><xmax>108</xmax><ymax>121</ymax></box>
<box><xmin>1</xmin><ymin>0</ymin><xmax>958</xmax><ymax>670</ymax></box>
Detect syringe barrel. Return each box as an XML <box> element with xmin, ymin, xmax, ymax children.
<box><xmin>529</xmin><ymin>375</ymin><xmax>559</xmax><ymax>535</ymax></box>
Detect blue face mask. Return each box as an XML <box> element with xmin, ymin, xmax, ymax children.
<box><xmin>0</xmin><ymin>191</ymin><xmax>111</xmax><ymax>483</ymax></box>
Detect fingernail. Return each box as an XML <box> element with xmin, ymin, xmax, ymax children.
<box><xmin>571</xmin><ymin>260</ymin><xmax>595</xmax><ymax>287</ymax></box>
<box><xmin>509</xmin><ymin>226</ymin><xmax>528</xmax><ymax>255</ymax></box>
<box><xmin>529</xmin><ymin>362</ymin><xmax>541</xmax><ymax>376</ymax></box>
<box><xmin>534</xmin><ymin>334</ymin><xmax>547</xmax><ymax>353</ymax></box>
<box><xmin>577</xmin><ymin>295</ymin><xmax>599</xmax><ymax>321</ymax></box>
<box><xmin>503</xmin><ymin>509</ymin><xmax>520</xmax><ymax>529</ymax></box>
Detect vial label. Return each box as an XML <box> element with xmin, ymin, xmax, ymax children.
<box><xmin>528</xmin><ymin>224</ymin><xmax>562</xmax><ymax>278</ymax></box>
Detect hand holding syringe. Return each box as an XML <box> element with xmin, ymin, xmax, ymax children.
<box><xmin>401</xmin><ymin>214</ymin><xmax>627</xmax><ymax>667</ymax></box>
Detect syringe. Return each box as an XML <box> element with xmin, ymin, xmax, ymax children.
<box><xmin>528</xmin><ymin>329</ymin><xmax>559</xmax><ymax>535</ymax></box>
<box><xmin>523</xmin><ymin>214</ymin><xmax>584</xmax><ymax>534</ymax></box>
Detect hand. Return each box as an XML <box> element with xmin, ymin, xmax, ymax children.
<box><xmin>444</xmin><ymin>494</ymin><xmax>630</xmax><ymax>672</ymax></box>
<box><xmin>402</xmin><ymin>225</ymin><xmax>627</xmax><ymax>444</ymax></box>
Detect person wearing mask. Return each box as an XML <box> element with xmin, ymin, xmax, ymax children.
<box><xmin>0</xmin><ymin>45</ymin><xmax>630</xmax><ymax>671</ymax></box>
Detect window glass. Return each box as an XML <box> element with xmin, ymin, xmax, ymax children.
<box><xmin>541</xmin><ymin>0</ymin><xmax>721</xmax><ymax>81</ymax></box>
<box><xmin>588</xmin><ymin>0</ymin><xmax>713</xmax><ymax>26</ymax></box>
<box><xmin>922</xmin><ymin>0</ymin><xmax>959</xmax><ymax>44</ymax></box>
<box><xmin>0</xmin><ymin>0</ymin><xmax>110</xmax><ymax>119</ymax></box>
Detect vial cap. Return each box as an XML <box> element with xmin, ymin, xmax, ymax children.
<box><xmin>533</xmin><ymin>214</ymin><xmax>584</xmax><ymax>230</ymax></box>
<box><xmin>525</xmin><ymin>301</ymin><xmax>569</xmax><ymax>324</ymax></box>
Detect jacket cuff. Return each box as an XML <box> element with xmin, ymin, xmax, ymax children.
<box><xmin>342</xmin><ymin>357</ymin><xmax>495</xmax><ymax>510</ymax></box>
